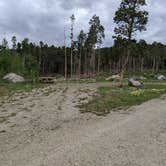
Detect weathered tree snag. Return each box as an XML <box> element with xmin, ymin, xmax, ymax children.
<box><xmin>64</xmin><ymin>27</ymin><xmax>67</xmax><ymax>80</ymax></box>
<box><xmin>118</xmin><ymin>53</ymin><xmax>129</xmax><ymax>87</ymax></box>
<box><xmin>119</xmin><ymin>69</ymin><xmax>125</xmax><ymax>87</ymax></box>
<box><xmin>97</xmin><ymin>48</ymin><xmax>101</xmax><ymax>73</ymax></box>
<box><xmin>70</xmin><ymin>14</ymin><xmax>75</xmax><ymax>78</ymax></box>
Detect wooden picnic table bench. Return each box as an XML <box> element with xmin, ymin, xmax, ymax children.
<box><xmin>39</xmin><ymin>77</ymin><xmax>55</xmax><ymax>83</ymax></box>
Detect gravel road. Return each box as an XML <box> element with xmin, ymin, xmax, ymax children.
<box><xmin>0</xmin><ymin>83</ymin><xmax>166</xmax><ymax>166</ymax></box>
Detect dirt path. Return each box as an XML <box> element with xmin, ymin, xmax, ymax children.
<box><xmin>0</xmin><ymin>83</ymin><xmax>166</xmax><ymax>166</ymax></box>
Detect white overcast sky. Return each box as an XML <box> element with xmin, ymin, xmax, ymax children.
<box><xmin>0</xmin><ymin>0</ymin><xmax>165</xmax><ymax>47</ymax></box>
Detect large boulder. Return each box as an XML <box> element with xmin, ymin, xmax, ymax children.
<box><xmin>128</xmin><ymin>78</ymin><xmax>143</xmax><ymax>88</ymax></box>
<box><xmin>105</xmin><ymin>74</ymin><xmax>120</xmax><ymax>82</ymax></box>
<box><xmin>3</xmin><ymin>73</ymin><xmax>25</xmax><ymax>83</ymax></box>
<box><xmin>157</xmin><ymin>75</ymin><xmax>166</xmax><ymax>81</ymax></box>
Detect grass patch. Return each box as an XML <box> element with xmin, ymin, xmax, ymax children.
<box><xmin>80</xmin><ymin>84</ymin><xmax>166</xmax><ymax>116</ymax></box>
<box><xmin>0</xmin><ymin>81</ymin><xmax>44</xmax><ymax>97</ymax></box>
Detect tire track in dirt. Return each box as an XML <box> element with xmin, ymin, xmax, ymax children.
<box><xmin>0</xmin><ymin>83</ymin><xmax>97</xmax><ymax>157</ymax></box>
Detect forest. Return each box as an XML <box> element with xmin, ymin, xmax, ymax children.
<box><xmin>0</xmin><ymin>0</ymin><xmax>166</xmax><ymax>81</ymax></box>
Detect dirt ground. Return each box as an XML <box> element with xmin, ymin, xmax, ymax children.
<box><xmin>0</xmin><ymin>82</ymin><xmax>166</xmax><ymax>166</ymax></box>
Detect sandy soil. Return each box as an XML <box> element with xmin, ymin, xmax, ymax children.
<box><xmin>0</xmin><ymin>82</ymin><xmax>166</xmax><ymax>166</ymax></box>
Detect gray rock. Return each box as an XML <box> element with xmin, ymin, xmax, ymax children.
<box><xmin>3</xmin><ymin>73</ymin><xmax>25</xmax><ymax>83</ymax></box>
<box><xmin>157</xmin><ymin>75</ymin><xmax>166</xmax><ymax>81</ymax></box>
<box><xmin>128</xmin><ymin>78</ymin><xmax>143</xmax><ymax>88</ymax></box>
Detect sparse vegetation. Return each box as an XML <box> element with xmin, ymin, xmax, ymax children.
<box><xmin>0</xmin><ymin>81</ymin><xmax>43</xmax><ymax>97</ymax></box>
<box><xmin>80</xmin><ymin>83</ymin><xmax>166</xmax><ymax>116</ymax></box>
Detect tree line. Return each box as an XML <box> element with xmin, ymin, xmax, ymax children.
<box><xmin>0</xmin><ymin>0</ymin><xmax>165</xmax><ymax>81</ymax></box>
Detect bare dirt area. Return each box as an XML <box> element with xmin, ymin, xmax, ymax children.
<box><xmin>0</xmin><ymin>82</ymin><xmax>166</xmax><ymax>166</ymax></box>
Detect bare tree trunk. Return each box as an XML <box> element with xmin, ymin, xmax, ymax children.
<box><xmin>90</xmin><ymin>55</ymin><xmax>92</xmax><ymax>77</ymax></box>
<box><xmin>119</xmin><ymin>69</ymin><xmax>125</xmax><ymax>87</ymax></box>
<box><xmin>84</xmin><ymin>49</ymin><xmax>88</xmax><ymax>76</ymax></box>
<box><xmin>79</xmin><ymin>48</ymin><xmax>82</xmax><ymax>79</ymax></box>
<box><xmin>70</xmin><ymin>14</ymin><xmax>75</xmax><ymax>78</ymax></box>
<box><xmin>152</xmin><ymin>56</ymin><xmax>156</xmax><ymax>72</ymax></box>
<box><xmin>64</xmin><ymin>28</ymin><xmax>67</xmax><ymax>80</ymax></box>
<box><xmin>84</xmin><ymin>51</ymin><xmax>87</xmax><ymax>77</ymax></box>
<box><xmin>141</xmin><ymin>57</ymin><xmax>144</xmax><ymax>72</ymax></box>
<box><xmin>118</xmin><ymin>50</ymin><xmax>129</xmax><ymax>87</ymax></box>
<box><xmin>71</xmin><ymin>50</ymin><xmax>73</xmax><ymax>78</ymax></box>
<box><xmin>156</xmin><ymin>57</ymin><xmax>159</xmax><ymax>72</ymax></box>
<box><xmin>128</xmin><ymin>56</ymin><xmax>132</xmax><ymax>72</ymax></box>
<box><xmin>109</xmin><ymin>61</ymin><xmax>112</xmax><ymax>73</ymax></box>
<box><xmin>133</xmin><ymin>57</ymin><xmax>136</xmax><ymax>72</ymax></box>
<box><xmin>97</xmin><ymin>48</ymin><xmax>101</xmax><ymax>73</ymax></box>
<box><xmin>93</xmin><ymin>49</ymin><xmax>96</xmax><ymax>76</ymax></box>
<box><xmin>42</xmin><ymin>62</ymin><xmax>45</xmax><ymax>75</ymax></box>
<box><xmin>162</xmin><ymin>59</ymin><xmax>165</xmax><ymax>70</ymax></box>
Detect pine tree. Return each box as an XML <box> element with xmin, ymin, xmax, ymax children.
<box><xmin>114</xmin><ymin>0</ymin><xmax>148</xmax><ymax>41</ymax></box>
<box><xmin>113</xmin><ymin>0</ymin><xmax>148</xmax><ymax>87</ymax></box>
<box><xmin>86</xmin><ymin>15</ymin><xmax>105</xmax><ymax>75</ymax></box>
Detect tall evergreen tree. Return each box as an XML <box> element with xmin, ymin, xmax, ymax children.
<box><xmin>113</xmin><ymin>0</ymin><xmax>148</xmax><ymax>86</ymax></box>
<box><xmin>86</xmin><ymin>15</ymin><xmax>105</xmax><ymax>75</ymax></box>
<box><xmin>114</xmin><ymin>0</ymin><xmax>148</xmax><ymax>41</ymax></box>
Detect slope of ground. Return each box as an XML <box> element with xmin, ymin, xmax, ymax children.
<box><xmin>0</xmin><ymin>82</ymin><xmax>166</xmax><ymax>166</ymax></box>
